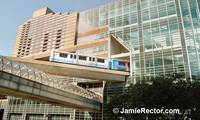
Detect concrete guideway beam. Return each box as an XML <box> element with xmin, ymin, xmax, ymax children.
<box><xmin>5</xmin><ymin>56</ymin><xmax>129</xmax><ymax>81</ymax></box>
<box><xmin>0</xmin><ymin>71</ymin><xmax>102</xmax><ymax>112</ymax></box>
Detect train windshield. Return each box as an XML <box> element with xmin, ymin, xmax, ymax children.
<box><xmin>119</xmin><ymin>61</ymin><xmax>125</xmax><ymax>66</ymax></box>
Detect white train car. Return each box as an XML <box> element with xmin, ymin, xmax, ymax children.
<box><xmin>50</xmin><ymin>51</ymin><xmax>108</xmax><ymax>69</ymax></box>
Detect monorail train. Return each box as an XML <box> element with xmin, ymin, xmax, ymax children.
<box><xmin>50</xmin><ymin>51</ymin><xmax>130</xmax><ymax>71</ymax></box>
<box><xmin>110</xmin><ymin>59</ymin><xmax>130</xmax><ymax>71</ymax></box>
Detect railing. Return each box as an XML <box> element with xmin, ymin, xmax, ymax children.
<box><xmin>116</xmin><ymin>37</ymin><xmax>131</xmax><ymax>51</ymax></box>
<box><xmin>0</xmin><ymin>56</ymin><xmax>102</xmax><ymax>102</ymax></box>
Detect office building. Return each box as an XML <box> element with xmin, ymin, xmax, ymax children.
<box><xmin>13</xmin><ymin>7</ymin><xmax>78</xmax><ymax>58</ymax></box>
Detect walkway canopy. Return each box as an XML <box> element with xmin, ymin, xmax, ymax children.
<box><xmin>0</xmin><ymin>56</ymin><xmax>102</xmax><ymax>103</ymax></box>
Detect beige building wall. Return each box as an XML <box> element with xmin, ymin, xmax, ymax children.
<box><xmin>13</xmin><ymin>7</ymin><xmax>109</xmax><ymax>59</ymax></box>
<box><xmin>13</xmin><ymin>20</ymin><xmax>32</xmax><ymax>57</ymax></box>
<box><xmin>78</xmin><ymin>26</ymin><xmax>108</xmax><ymax>38</ymax></box>
<box><xmin>13</xmin><ymin>25</ymin><xmax>23</xmax><ymax>57</ymax></box>
<box><xmin>64</xmin><ymin>12</ymin><xmax>79</xmax><ymax>48</ymax></box>
<box><xmin>13</xmin><ymin>7</ymin><xmax>79</xmax><ymax>58</ymax></box>
<box><xmin>32</xmin><ymin>7</ymin><xmax>55</xmax><ymax>18</ymax></box>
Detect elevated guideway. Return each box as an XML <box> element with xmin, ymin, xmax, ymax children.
<box><xmin>0</xmin><ymin>56</ymin><xmax>102</xmax><ymax>112</ymax></box>
<box><xmin>5</xmin><ymin>56</ymin><xmax>129</xmax><ymax>82</ymax></box>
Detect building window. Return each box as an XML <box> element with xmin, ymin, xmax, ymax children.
<box><xmin>58</xmin><ymin>29</ymin><xmax>62</xmax><ymax>32</ymax></box>
<box><xmin>57</xmin><ymin>36</ymin><xmax>61</xmax><ymax>39</ymax></box>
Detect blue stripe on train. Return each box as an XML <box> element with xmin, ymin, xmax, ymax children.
<box><xmin>51</xmin><ymin>58</ymin><xmax>74</xmax><ymax>64</ymax></box>
<box><xmin>96</xmin><ymin>64</ymin><xmax>108</xmax><ymax>69</ymax></box>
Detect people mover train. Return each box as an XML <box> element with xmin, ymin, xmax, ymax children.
<box><xmin>50</xmin><ymin>51</ymin><xmax>130</xmax><ymax>71</ymax></box>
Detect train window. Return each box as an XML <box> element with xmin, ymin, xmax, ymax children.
<box><xmin>93</xmin><ymin>58</ymin><xmax>95</xmax><ymax>61</ymax></box>
<box><xmin>60</xmin><ymin>53</ymin><xmax>68</xmax><ymax>58</ymax></box>
<box><xmin>128</xmin><ymin>63</ymin><xmax>130</xmax><ymax>67</ymax></box>
<box><xmin>79</xmin><ymin>56</ymin><xmax>87</xmax><ymax>60</ymax></box>
<box><xmin>74</xmin><ymin>55</ymin><xmax>76</xmax><ymax>59</ymax></box>
<box><xmin>119</xmin><ymin>61</ymin><xmax>125</xmax><ymax>66</ymax></box>
<box><xmin>89</xmin><ymin>57</ymin><xmax>91</xmax><ymax>61</ymax></box>
<box><xmin>97</xmin><ymin>58</ymin><xmax>105</xmax><ymax>63</ymax></box>
<box><xmin>70</xmin><ymin>55</ymin><xmax>73</xmax><ymax>58</ymax></box>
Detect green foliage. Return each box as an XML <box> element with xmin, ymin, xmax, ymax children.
<box><xmin>105</xmin><ymin>73</ymin><xmax>200</xmax><ymax>120</ymax></box>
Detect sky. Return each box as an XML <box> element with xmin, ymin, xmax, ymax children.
<box><xmin>0</xmin><ymin>0</ymin><xmax>117</xmax><ymax>56</ymax></box>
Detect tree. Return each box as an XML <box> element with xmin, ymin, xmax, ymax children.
<box><xmin>105</xmin><ymin>73</ymin><xmax>200</xmax><ymax>120</ymax></box>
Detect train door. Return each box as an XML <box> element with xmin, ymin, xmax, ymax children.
<box><xmin>88</xmin><ymin>57</ymin><xmax>96</xmax><ymax>67</ymax></box>
<box><xmin>110</xmin><ymin>59</ymin><xmax>117</xmax><ymax>70</ymax></box>
<box><xmin>74</xmin><ymin>54</ymin><xmax>77</xmax><ymax>64</ymax></box>
<box><xmin>69</xmin><ymin>54</ymin><xmax>73</xmax><ymax>64</ymax></box>
<box><xmin>104</xmin><ymin>59</ymin><xmax>108</xmax><ymax>68</ymax></box>
<box><xmin>69</xmin><ymin>54</ymin><xmax>77</xmax><ymax>64</ymax></box>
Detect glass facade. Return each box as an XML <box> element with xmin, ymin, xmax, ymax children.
<box><xmin>78</xmin><ymin>0</ymin><xmax>200</xmax><ymax>81</ymax></box>
<box><xmin>2</xmin><ymin>97</ymin><xmax>101</xmax><ymax>120</ymax></box>
<box><xmin>179</xmin><ymin>0</ymin><xmax>200</xmax><ymax>79</ymax></box>
<box><xmin>86</xmin><ymin>0</ymin><xmax>199</xmax><ymax>119</ymax></box>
